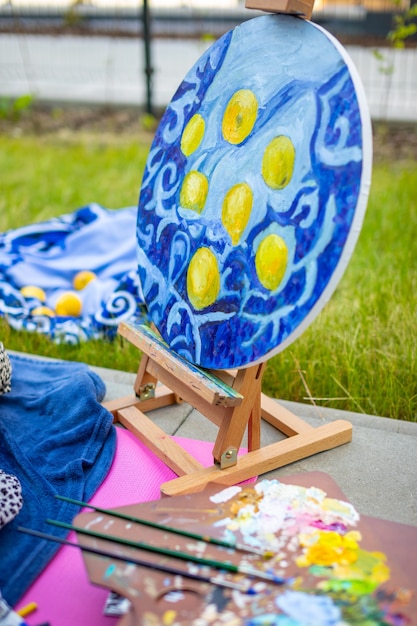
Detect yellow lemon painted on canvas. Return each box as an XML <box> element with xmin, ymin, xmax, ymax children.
<box><xmin>180</xmin><ymin>113</ymin><xmax>205</xmax><ymax>156</ymax></box>
<box><xmin>55</xmin><ymin>291</ymin><xmax>83</xmax><ymax>317</ymax></box>
<box><xmin>222</xmin><ymin>89</ymin><xmax>258</xmax><ymax>145</ymax></box>
<box><xmin>20</xmin><ymin>285</ymin><xmax>46</xmax><ymax>302</ymax></box>
<box><xmin>255</xmin><ymin>233</ymin><xmax>288</xmax><ymax>291</ymax></box>
<box><xmin>222</xmin><ymin>182</ymin><xmax>253</xmax><ymax>246</ymax></box>
<box><xmin>187</xmin><ymin>247</ymin><xmax>220</xmax><ymax>310</ymax></box>
<box><xmin>73</xmin><ymin>270</ymin><xmax>97</xmax><ymax>291</ymax></box>
<box><xmin>180</xmin><ymin>171</ymin><xmax>209</xmax><ymax>213</ymax></box>
<box><xmin>262</xmin><ymin>135</ymin><xmax>295</xmax><ymax>189</ymax></box>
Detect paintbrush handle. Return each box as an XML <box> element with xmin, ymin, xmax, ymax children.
<box><xmin>47</xmin><ymin>518</ymin><xmax>242</xmax><ymax>574</ymax></box>
<box><xmin>55</xmin><ymin>494</ymin><xmax>267</xmax><ymax>558</ymax></box>
<box><xmin>17</xmin><ymin>526</ymin><xmax>249</xmax><ymax>593</ymax></box>
<box><xmin>47</xmin><ymin>518</ymin><xmax>286</xmax><ymax>584</ymax></box>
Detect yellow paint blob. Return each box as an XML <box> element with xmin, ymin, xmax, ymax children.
<box><xmin>180</xmin><ymin>113</ymin><xmax>205</xmax><ymax>156</ymax></box>
<box><xmin>187</xmin><ymin>247</ymin><xmax>220</xmax><ymax>310</ymax></box>
<box><xmin>179</xmin><ymin>170</ymin><xmax>209</xmax><ymax>213</ymax></box>
<box><xmin>162</xmin><ymin>610</ymin><xmax>177</xmax><ymax>626</ymax></box>
<box><xmin>222</xmin><ymin>182</ymin><xmax>253</xmax><ymax>245</ymax></box>
<box><xmin>255</xmin><ymin>233</ymin><xmax>288</xmax><ymax>291</ymax></box>
<box><xmin>73</xmin><ymin>270</ymin><xmax>97</xmax><ymax>291</ymax></box>
<box><xmin>55</xmin><ymin>291</ymin><xmax>82</xmax><ymax>317</ymax></box>
<box><xmin>31</xmin><ymin>306</ymin><xmax>55</xmax><ymax>317</ymax></box>
<box><xmin>262</xmin><ymin>135</ymin><xmax>295</xmax><ymax>189</ymax></box>
<box><xmin>20</xmin><ymin>285</ymin><xmax>46</xmax><ymax>302</ymax></box>
<box><xmin>222</xmin><ymin>89</ymin><xmax>258</xmax><ymax>145</ymax></box>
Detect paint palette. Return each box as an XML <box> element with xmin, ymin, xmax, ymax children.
<box><xmin>136</xmin><ymin>14</ymin><xmax>372</xmax><ymax>370</ymax></box>
<box><xmin>76</xmin><ymin>473</ymin><xmax>415</xmax><ymax>625</ymax></box>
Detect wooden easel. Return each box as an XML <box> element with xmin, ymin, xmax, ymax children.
<box><xmin>104</xmin><ymin>321</ymin><xmax>352</xmax><ymax>497</ymax></box>
<box><xmin>104</xmin><ymin>0</ymin><xmax>354</xmax><ymax>497</ymax></box>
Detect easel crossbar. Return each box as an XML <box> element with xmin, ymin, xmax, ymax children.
<box><xmin>119</xmin><ymin>321</ymin><xmax>243</xmax><ymax>408</ymax></box>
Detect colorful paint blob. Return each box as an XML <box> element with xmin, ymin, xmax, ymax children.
<box><xmin>205</xmin><ymin>479</ymin><xmax>411</xmax><ymax>625</ymax></box>
<box><xmin>136</xmin><ymin>14</ymin><xmax>372</xmax><ymax>368</ymax></box>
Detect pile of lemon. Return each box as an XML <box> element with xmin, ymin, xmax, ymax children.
<box><xmin>20</xmin><ymin>270</ymin><xmax>97</xmax><ymax>318</ymax></box>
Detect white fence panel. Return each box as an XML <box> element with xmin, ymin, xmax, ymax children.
<box><xmin>0</xmin><ymin>33</ymin><xmax>416</xmax><ymax>121</ymax></box>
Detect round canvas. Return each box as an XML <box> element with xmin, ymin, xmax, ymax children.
<box><xmin>136</xmin><ymin>14</ymin><xmax>372</xmax><ymax>370</ymax></box>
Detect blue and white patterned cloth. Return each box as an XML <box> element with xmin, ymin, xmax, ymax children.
<box><xmin>0</xmin><ymin>204</ymin><xmax>146</xmax><ymax>343</ymax></box>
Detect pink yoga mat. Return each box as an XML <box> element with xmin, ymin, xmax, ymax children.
<box><xmin>15</xmin><ymin>429</ymin><xmax>224</xmax><ymax>626</ymax></box>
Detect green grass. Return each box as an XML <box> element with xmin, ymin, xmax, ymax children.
<box><xmin>263</xmin><ymin>162</ymin><xmax>417</xmax><ymax>420</ymax></box>
<box><xmin>0</xmin><ymin>134</ymin><xmax>148</xmax><ymax>228</ymax></box>
<box><xmin>1</xmin><ymin>132</ymin><xmax>416</xmax><ymax>421</ymax></box>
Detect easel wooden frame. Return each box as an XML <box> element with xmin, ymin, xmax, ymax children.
<box><xmin>104</xmin><ymin>321</ymin><xmax>352</xmax><ymax>497</ymax></box>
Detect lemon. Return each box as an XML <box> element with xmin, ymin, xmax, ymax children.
<box><xmin>73</xmin><ymin>270</ymin><xmax>97</xmax><ymax>291</ymax></box>
<box><xmin>262</xmin><ymin>135</ymin><xmax>295</xmax><ymax>190</ymax></box>
<box><xmin>179</xmin><ymin>170</ymin><xmax>209</xmax><ymax>213</ymax></box>
<box><xmin>31</xmin><ymin>306</ymin><xmax>55</xmax><ymax>317</ymax></box>
<box><xmin>55</xmin><ymin>291</ymin><xmax>82</xmax><ymax>317</ymax></box>
<box><xmin>20</xmin><ymin>285</ymin><xmax>46</xmax><ymax>302</ymax></box>
<box><xmin>255</xmin><ymin>234</ymin><xmax>288</xmax><ymax>291</ymax></box>
<box><xmin>180</xmin><ymin>113</ymin><xmax>205</xmax><ymax>156</ymax></box>
<box><xmin>187</xmin><ymin>247</ymin><xmax>220</xmax><ymax>310</ymax></box>
<box><xmin>222</xmin><ymin>89</ymin><xmax>258</xmax><ymax>145</ymax></box>
<box><xmin>222</xmin><ymin>182</ymin><xmax>253</xmax><ymax>246</ymax></box>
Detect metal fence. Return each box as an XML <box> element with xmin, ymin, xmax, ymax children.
<box><xmin>0</xmin><ymin>0</ymin><xmax>414</xmax><ymax>42</ymax></box>
<box><xmin>0</xmin><ymin>1</ymin><xmax>416</xmax><ymax>120</ymax></box>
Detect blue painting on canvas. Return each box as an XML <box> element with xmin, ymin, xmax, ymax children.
<box><xmin>136</xmin><ymin>14</ymin><xmax>371</xmax><ymax>370</ymax></box>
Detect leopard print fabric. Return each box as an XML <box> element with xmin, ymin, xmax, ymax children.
<box><xmin>0</xmin><ymin>342</ymin><xmax>12</xmax><ymax>395</ymax></box>
<box><xmin>0</xmin><ymin>470</ymin><xmax>23</xmax><ymax>528</ymax></box>
<box><xmin>0</xmin><ymin>345</ymin><xmax>20</xmax><ymax>528</ymax></box>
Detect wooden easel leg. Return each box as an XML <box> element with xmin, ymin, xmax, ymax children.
<box><xmin>261</xmin><ymin>392</ymin><xmax>315</xmax><ymax>436</ymax></box>
<box><xmin>248</xmin><ymin>400</ymin><xmax>262</xmax><ymax>452</ymax></box>
<box><xmin>132</xmin><ymin>354</ymin><xmax>156</xmax><ymax>398</ymax></box>
<box><xmin>160</xmin><ymin>416</ymin><xmax>352</xmax><ymax>496</ymax></box>
<box><xmin>212</xmin><ymin>363</ymin><xmax>265</xmax><ymax>467</ymax></box>
<box><xmin>117</xmin><ymin>404</ymin><xmax>205</xmax><ymax>476</ymax></box>
<box><xmin>103</xmin><ymin>353</ymin><xmax>182</xmax><ymax>421</ymax></box>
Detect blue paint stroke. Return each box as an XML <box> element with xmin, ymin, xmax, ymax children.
<box><xmin>275</xmin><ymin>590</ymin><xmax>342</xmax><ymax>625</ymax></box>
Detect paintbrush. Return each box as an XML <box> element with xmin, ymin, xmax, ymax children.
<box><xmin>17</xmin><ymin>526</ymin><xmax>251</xmax><ymax>593</ymax></box>
<box><xmin>47</xmin><ymin>518</ymin><xmax>288</xmax><ymax>585</ymax></box>
<box><xmin>55</xmin><ymin>494</ymin><xmax>270</xmax><ymax>558</ymax></box>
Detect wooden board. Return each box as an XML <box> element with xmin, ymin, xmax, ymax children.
<box><xmin>245</xmin><ymin>0</ymin><xmax>315</xmax><ymax>19</ymax></box>
<box><xmin>75</xmin><ymin>472</ymin><xmax>416</xmax><ymax>625</ymax></box>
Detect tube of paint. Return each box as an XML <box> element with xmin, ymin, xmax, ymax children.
<box><xmin>0</xmin><ymin>596</ymin><xmax>28</xmax><ymax>626</ymax></box>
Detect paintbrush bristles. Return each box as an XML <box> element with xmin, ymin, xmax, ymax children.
<box><xmin>55</xmin><ymin>493</ymin><xmax>269</xmax><ymax>558</ymax></box>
